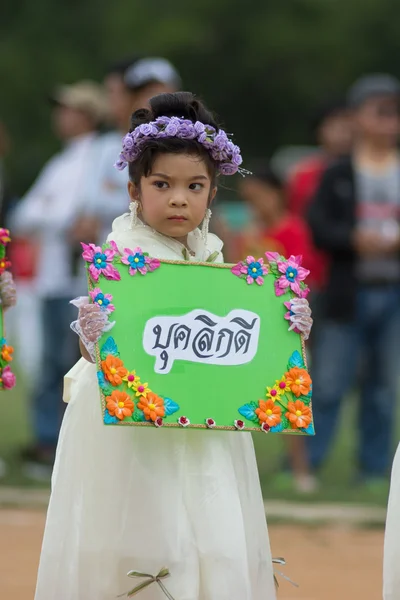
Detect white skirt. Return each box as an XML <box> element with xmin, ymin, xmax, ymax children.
<box><xmin>384</xmin><ymin>442</ymin><xmax>400</xmax><ymax>600</ymax></box>
<box><xmin>34</xmin><ymin>358</ymin><xmax>276</xmax><ymax>600</ymax></box>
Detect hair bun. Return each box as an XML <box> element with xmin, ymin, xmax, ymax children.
<box><xmin>130</xmin><ymin>108</ymin><xmax>152</xmax><ymax>131</ymax></box>
<box><xmin>149</xmin><ymin>92</ymin><xmax>218</xmax><ymax>129</ymax></box>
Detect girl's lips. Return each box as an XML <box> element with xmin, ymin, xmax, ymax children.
<box><xmin>168</xmin><ymin>216</ymin><xmax>187</xmax><ymax>221</ymax></box>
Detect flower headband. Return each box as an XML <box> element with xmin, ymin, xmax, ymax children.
<box><xmin>114</xmin><ymin>116</ymin><xmax>243</xmax><ymax>176</ymax></box>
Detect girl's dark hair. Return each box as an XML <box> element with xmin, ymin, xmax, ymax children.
<box><xmin>128</xmin><ymin>92</ymin><xmax>219</xmax><ymax>186</ymax></box>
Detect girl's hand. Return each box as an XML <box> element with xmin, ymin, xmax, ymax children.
<box><xmin>286</xmin><ymin>297</ymin><xmax>313</xmax><ymax>341</ymax></box>
<box><xmin>78</xmin><ymin>304</ymin><xmax>109</xmax><ymax>343</ymax></box>
<box><xmin>70</xmin><ymin>297</ymin><xmax>114</xmax><ymax>362</ymax></box>
<box><xmin>0</xmin><ymin>271</ymin><xmax>17</xmax><ymax>310</ymax></box>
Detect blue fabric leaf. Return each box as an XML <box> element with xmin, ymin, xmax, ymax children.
<box><xmin>104</xmin><ymin>409</ymin><xmax>118</xmax><ymax>424</ymax></box>
<box><xmin>97</xmin><ymin>371</ymin><xmax>113</xmax><ymax>394</ymax></box>
<box><xmin>288</xmin><ymin>350</ymin><xmax>305</xmax><ymax>370</ymax></box>
<box><xmin>238</xmin><ymin>404</ymin><xmax>259</xmax><ymax>423</ymax></box>
<box><xmin>164</xmin><ymin>397</ymin><xmax>180</xmax><ymax>417</ymax></box>
<box><xmin>100</xmin><ymin>336</ymin><xmax>119</xmax><ymax>360</ymax></box>
<box><xmin>301</xmin><ymin>423</ymin><xmax>315</xmax><ymax>435</ymax></box>
<box><xmin>270</xmin><ymin>422</ymin><xmax>284</xmax><ymax>433</ymax></box>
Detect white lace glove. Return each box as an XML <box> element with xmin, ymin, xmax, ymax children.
<box><xmin>0</xmin><ymin>271</ymin><xmax>16</xmax><ymax>310</ymax></box>
<box><xmin>70</xmin><ymin>296</ymin><xmax>115</xmax><ymax>361</ymax></box>
<box><xmin>285</xmin><ymin>297</ymin><xmax>313</xmax><ymax>341</ymax></box>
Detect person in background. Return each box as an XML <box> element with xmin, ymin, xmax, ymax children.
<box><xmin>232</xmin><ymin>165</ymin><xmax>315</xmax><ymax>493</ymax></box>
<box><xmin>231</xmin><ymin>165</ymin><xmax>314</xmax><ymax>274</ymax></box>
<box><xmin>10</xmin><ymin>81</ymin><xmax>106</xmax><ymax>476</ymax></box>
<box><xmin>287</xmin><ymin>99</ymin><xmax>353</xmax><ymax>301</ymax></box>
<box><xmin>76</xmin><ymin>56</ymin><xmax>181</xmax><ymax>244</ymax></box>
<box><xmin>307</xmin><ymin>74</ymin><xmax>400</xmax><ymax>492</ymax></box>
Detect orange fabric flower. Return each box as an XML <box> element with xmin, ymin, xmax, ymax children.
<box><xmin>286</xmin><ymin>400</ymin><xmax>312</xmax><ymax>429</ymax></box>
<box><xmin>1</xmin><ymin>345</ymin><xmax>14</xmax><ymax>362</ymax></box>
<box><xmin>106</xmin><ymin>390</ymin><xmax>134</xmax><ymax>420</ymax></box>
<box><xmin>138</xmin><ymin>393</ymin><xmax>165</xmax><ymax>422</ymax></box>
<box><xmin>256</xmin><ymin>399</ymin><xmax>282</xmax><ymax>427</ymax></box>
<box><xmin>284</xmin><ymin>367</ymin><xmax>312</xmax><ymax>397</ymax></box>
<box><xmin>101</xmin><ymin>355</ymin><xmax>128</xmax><ymax>386</ymax></box>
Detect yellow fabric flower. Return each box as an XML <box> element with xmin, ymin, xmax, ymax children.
<box><xmin>132</xmin><ymin>381</ymin><xmax>151</xmax><ymax>398</ymax></box>
<box><xmin>266</xmin><ymin>386</ymin><xmax>279</xmax><ymax>402</ymax></box>
<box><xmin>275</xmin><ymin>377</ymin><xmax>290</xmax><ymax>395</ymax></box>
<box><xmin>122</xmin><ymin>370</ymin><xmax>140</xmax><ymax>389</ymax></box>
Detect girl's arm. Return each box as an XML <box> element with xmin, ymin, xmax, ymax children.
<box><xmin>79</xmin><ymin>338</ymin><xmax>95</xmax><ymax>363</ymax></box>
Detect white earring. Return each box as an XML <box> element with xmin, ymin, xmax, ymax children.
<box><xmin>201</xmin><ymin>208</ymin><xmax>212</xmax><ymax>243</ymax></box>
<box><xmin>129</xmin><ymin>201</ymin><xmax>139</xmax><ymax>230</ymax></box>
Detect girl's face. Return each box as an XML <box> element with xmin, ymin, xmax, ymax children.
<box><xmin>128</xmin><ymin>153</ymin><xmax>216</xmax><ymax>243</ymax></box>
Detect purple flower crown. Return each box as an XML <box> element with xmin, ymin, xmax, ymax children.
<box><xmin>114</xmin><ymin>116</ymin><xmax>243</xmax><ymax>176</ymax></box>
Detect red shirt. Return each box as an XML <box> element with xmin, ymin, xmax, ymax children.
<box><xmin>234</xmin><ymin>214</ymin><xmax>320</xmax><ymax>287</ymax></box>
<box><xmin>286</xmin><ymin>155</ymin><xmax>329</xmax><ymax>288</ymax></box>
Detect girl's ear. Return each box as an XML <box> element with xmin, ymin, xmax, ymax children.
<box><xmin>208</xmin><ymin>186</ymin><xmax>217</xmax><ymax>206</ymax></box>
<box><xmin>128</xmin><ymin>181</ymin><xmax>140</xmax><ymax>201</ymax></box>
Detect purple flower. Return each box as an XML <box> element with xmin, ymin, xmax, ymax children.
<box><xmin>178</xmin><ymin>122</ymin><xmax>196</xmax><ymax>139</ymax></box>
<box><xmin>139</xmin><ymin>124</ymin><xmax>157</xmax><ymax>136</ymax></box>
<box><xmin>122</xmin><ymin>133</ymin><xmax>134</xmax><ymax>150</ymax></box>
<box><xmin>114</xmin><ymin>158</ymin><xmax>127</xmax><ymax>171</ymax></box>
<box><xmin>213</xmin><ymin>131</ymin><xmax>228</xmax><ymax>150</ymax></box>
<box><xmin>219</xmin><ymin>162</ymin><xmax>239</xmax><ymax>176</ymax></box>
<box><xmin>165</xmin><ymin>122</ymin><xmax>179</xmax><ymax>136</ymax></box>
<box><xmin>155</xmin><ymin>116</ymin><xmax>171</xmax><ymax>126</ymax></box>
<box><xmin>274</xmin><ymin>255</ymin><xmax>310</xmax><ymax>297</ymax></box>
<box><xmin>232</xmin><ymin>152</ymin><xmax>243</xmax><ymax>166</ymax></box>
<box><xmin>81</xmin><ymin>242</ymin><xmax>120</xmax><ymax>282</ymax></box>
<box><xmin>194</xmin><ymin>121</ymin><xmax>206</xmax><ymax>134</ymax></box>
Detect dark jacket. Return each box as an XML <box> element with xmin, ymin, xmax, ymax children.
<box><xmin>308</xmin><ymin>157</ymin><xmax>359</xmax><ymax>321</ymax></box>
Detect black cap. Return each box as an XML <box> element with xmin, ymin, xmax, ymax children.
<box><xmin>124</xmin><ymin>57</ymin><xmax>181</xmax><ymax>91</ymax></box>
<box><xmin>348</xmin><ymin>74</ymin><xmax>400</xmax><ymax>108</ymax></box>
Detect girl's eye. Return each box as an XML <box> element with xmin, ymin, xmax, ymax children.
<box><xmin>154</xmin><ymin>181</ymin><xmax>169</xmax><ymax>189</ymax></box>
<box><xmin>189</xmin><ymin>183</ymin><xmax>204</xmax><ymax>191</ymax></box>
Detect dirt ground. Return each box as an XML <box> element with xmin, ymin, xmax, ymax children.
<box><xmin>0</xmin><ymin>509</ymin><xmax>383</xmax><ymax>600</ymax></box>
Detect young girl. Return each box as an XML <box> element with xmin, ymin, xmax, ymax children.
<box><xmin>34</xmin><ymin>93</ymin><xmax>309</xmax><ymax>600</ymax></box>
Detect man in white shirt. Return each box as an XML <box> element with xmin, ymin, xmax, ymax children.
<box><xmin>77</xmin><ymin>56</ymin><xmax>181</xmax><ymax>243</ymax></box>
<box><xmin>11</xmin><ymin>80</ymin><xmax>106</xmax><ymax>473</ymax></box>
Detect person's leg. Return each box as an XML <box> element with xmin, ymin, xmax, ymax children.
<box><xmin>358</xmin><ymin>286</ymin><xmax>400</xmax><ymax>479</ymax></box>
<box><xmin>306</xmin><ymin>319</ymin><xmax>360</xmax><ymax>471</ymax></box>
<box><xmin>30</xmin><ymin>297</ymin><xmax>77</xmax><ymax>453</ymax></box>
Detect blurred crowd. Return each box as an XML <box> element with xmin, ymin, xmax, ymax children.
<box><xmin>1</xmin><ymin>56</ymin><xmax>400</xmax><ymax>494</ymax></box>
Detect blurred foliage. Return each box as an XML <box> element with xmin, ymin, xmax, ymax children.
<box><xmin>2</xmin><ymin>0</ymin><xmax>400</xmax><ymax>194</ymax></box>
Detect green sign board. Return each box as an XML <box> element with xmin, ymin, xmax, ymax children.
<box><xmin>0</xmin><ymin>228</ymin><xmax>16</xmax><ymax>390</ymax></box>
<box><xmin>83</xmin><ymin>242</ymin><xmax>314</xmax><ymax>435</ymax></box>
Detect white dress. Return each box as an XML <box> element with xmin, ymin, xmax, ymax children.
<box><xmin>34</xmin><ymin>216</ymin><xmax>277</xmax><ymax>600</ymax></box>
<box><xmin>384</xmin><ymin>443</ymin><xmax>400</xmax><ymax>600</ymax></box>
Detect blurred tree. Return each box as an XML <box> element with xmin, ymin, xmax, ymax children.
<box><xmin>1</xmin><ymin>0</ymin><xmax>400</xmax><ymax>194</ymax></box>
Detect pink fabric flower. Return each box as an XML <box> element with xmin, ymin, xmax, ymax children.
<box><xmin>231</xmin><ymin>256</ymin><xmax>268</xmax><ymax>285</ymax></box>
<box><xmin>89</xmin><ymin>288</ymin><xmax>115</xmax><ymax>314</ymax></box>
<box><xmin>121</xmin><ymin>247</ymin><xmax>160</xmax><ymax>276</ymax></box>
<box><xmin>268</xmin><ymin>253</ymin><xmax>309</xmax><ymax>297</ymax></box>
<box><xmin>81</xmin><ymin>241</ymin><xmax>120</xmax><ymax>282</ymax></box>
<box><xmin>2</xmin><ymin>366</ymin><xmax>16</xmax><ymax>389</ymax></box>
<box><xmin>178</xmin><ymin>416</ymin><xmax>190</xmax><ymax>427</ymax></box>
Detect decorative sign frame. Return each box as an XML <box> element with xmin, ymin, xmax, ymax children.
<box><xmin>83</xmin><ymin>242</ymin><xmax>314</xmax><ymax>435</ymax></box>
<box><xmin>0</xmin><ymin>228</ymin><xmax>16</xmax><ymax>390</ymax></box>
